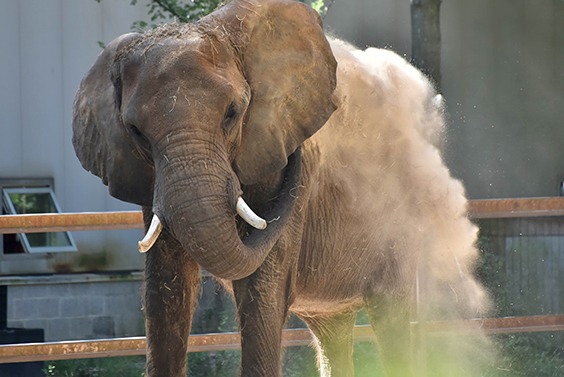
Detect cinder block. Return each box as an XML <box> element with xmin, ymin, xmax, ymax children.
<box><xmin>122</xmin><ymin>281</ymin><xmax>143</xmax><ymax>295</ymax></box>
<box><xmin>123</xmin><ymin>294</ymin><xmax>142</xmax><ymax>313</ymax></box>
<box><xmin>22</xmin><ymin>319</ymin><xmax>46</xmax><ymax>330</ymax></box>
<box><xmin>69</xmin><ymin>282</ymin><xmax>94</xmax><ymax>296</ymax></box>
<box><xmin>48</xmin><ymin>283</ymin><xmax>70</xmax><ymax>297</ymax></box>
<box><xmin>103</xmin><ymin>295</ymin><xmax>128</xmax><ymax>315</ymax></box>
<box><xmin>13</xmin><ymin>299</ymin><xmax>38</xmax><ymax>320</ymax></box>
<box><xmin>69</xmin><ymin>317</ymin><xmax>94</xmax><ymax>340</ymax></box>
<box><xmin>12</xmin><ymin>285</ymin><xmax>50</xmax><ymax>300</ymax></box>
<box><xmin>118</xmin><ymin>313</ymin><xmax>144</xmax><ymax>337</ymax></box>
<box><xmin>60</xmin><ymin>297</ymin><xmax>86</xmax><ymax>318</ymax></box>
<box><xmin>85</xmin><ymin>297</ymin><xmax>104</xmax><ymax>316</ymax></box>
<box><xmin>45</xmin><ymin>318</ymin><xmax>71</xmax><ymax>341</ymax></box>
<box><xmin>7</xmin><ymin>320</ymin><xmax>24</xmax><ymax>328</ymax></box>
<box><xmin>35</xmin><ymin>297</ymin><xmax>60</xmax><ymax>319</ymax></box>
<box><xmin>89</xmin><ymin>282</ymin><xmax>112</xmax><ymax>296</ymax></box>
<box><xmin>92</xmin><ymin>316</ymin><xmax>115</xmax><ymax>338</ymax></box>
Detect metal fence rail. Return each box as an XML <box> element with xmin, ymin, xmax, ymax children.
<box><xmin>469</xmin><ymin>197</ymin><xmax>564</xmax><ymax>219</ymax></box>
<box><xmin>0</xmin><ymin>211</ymin><xmax>143</xmax><ymax>233</ymax></box>
<box><xmin>1</xmin><ymin>316</ymin><xmax>563</xmax><ymax>364</ymax></box>
<box><xmin>0</xmin><ymin>328</ymin><xmax>313</xmax><ymax>363</ymax></box>
<box><xmin>1</xmin><ymin>197</ymin><xmax>563</xmax><ymax>363</ymax></box>
<box><xmin>3</xmin><ymin>198</ymin><xmax>564</xmax><ymax>234</ymax></box>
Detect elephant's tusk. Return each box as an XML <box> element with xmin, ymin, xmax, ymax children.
<box><xmin>236</xmin><ymin>197</ymin><xmax>267</xmax><ymax>230</ymax></box>
<box><xmin>138</xmin><ymin>214</ymin><xmax>163</xmax><ymax>253</ymax></box>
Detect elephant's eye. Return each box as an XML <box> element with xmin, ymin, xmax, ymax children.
<box><xmin>225</xmin><ymin>103</ymin><xmax>237</xmax><ymax>122</ymax></box>
<box><xmin>129</xmin><ymin>124</ymin><xmax>144</xmax><ymax>139</ymax></box>
<box><xmin>128</xmin><ymin>124</ymin><xmax>150</xmax><ymax>147</ymax></box>
<box><xmin>223</xmin><ymin>103</ymin><xmax>238</xmax><ymax>134</ymax></box>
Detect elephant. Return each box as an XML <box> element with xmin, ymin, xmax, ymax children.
<box><xmin>72</xmin><ymin>0</ymin><xmax>490</xmax><ymax>376</ymax></box>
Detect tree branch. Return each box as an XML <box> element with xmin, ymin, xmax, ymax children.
<box><xmin>153</xmin><ymin>0</ymin><xmax>189</xmax><ymax>22</ymax></box>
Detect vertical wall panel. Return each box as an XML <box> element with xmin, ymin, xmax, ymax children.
<box><xmin>60</xmin><ymin>0</ymin><xmax>113</xmax><ymax>257</ymax></box>
<box><xmin>0</xmin><ymin>0</ymin><xmax>152</xmax><ymax>273</ymax></box>
<box><xmin>442</xmin><ymin>0</ymin><xmax>564</xmax><ymax>198</ymax></box>
<box><xmin>58</xmin><ymin>0</ymin><xmax>148</xmax><ymax>270</ymax></box>
<box><xmin>61</xmin><ymin>0</ymin><xmax>106</xmax><ymax>211</ymax></box>
<box><xmin>0</xmin><ymin>0</ymin><xmax>22</xmax><ymax>174</ymax></box>
<box><xmin>19</xmin><ymin>0</ymin><xmax>64</xmax><ymax>179</ymax></box>
<box><xmin>325</xmin><ymin>0</ymin><xmax>411</xmax><ymax>55</ymax></box>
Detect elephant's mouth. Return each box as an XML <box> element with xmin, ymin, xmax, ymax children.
<box><xmin>138</xmin><ymin>147</ymin><xmax>303</xmax><ymax>253</ymax></box>
<box><xmin>138</xmin><ymin>197</ymin><xmax>266</xmax><ymax>253</ymax></box>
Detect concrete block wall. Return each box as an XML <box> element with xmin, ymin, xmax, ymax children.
<box><xmin>3</xmin><ymin>273</ymin><xmax>144</xmax><ymax>341</ymax></box>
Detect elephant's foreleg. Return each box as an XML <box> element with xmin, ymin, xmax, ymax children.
<box><xmin>364</xmin><ymin>294</ymin><xmax>414</xmax><ymax>377</ymax></box>
<box><xmin>142</xmin><ymin>207</ymin><xmax>200</xmax><ymax>377</ymax></box>
<box><xmin>233</xmin><ymin>261</ymin><xmax>293</xmax><ymax>377</ymax></box>
<box><xmin>300</xmin><ymin>312</ymin><xmax>356</xmax><ymax>377</ymax></box>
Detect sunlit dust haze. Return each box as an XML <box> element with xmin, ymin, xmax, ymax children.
<box><xmin>306</xmin><ymin>39</ymin><xmax>497</xmax><ymax>376</ymax></box>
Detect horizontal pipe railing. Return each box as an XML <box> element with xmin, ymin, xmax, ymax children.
<box><xmin>0</xmin><ymin>211</ymin><xmax>143</xmax><ymax>234</ymax></box>
<box><xmin>0</xmin><ymin>197</ymin><xmax>563</xmax><ymax>363</ymax></box>
<box><xmin>1</xmin><ymin>315</ymin><xmax>564</xmax><ymax>364</ymax></box>
<box><xmin>418</xmin><ymin>314</ymin><xmax>564</xmax><ymax>335</ymax></box>
<box><xmin>469</xmin><ymin>197</ymin><xmax>564</xmax><ymax>219</ymax></box>
<box><xmin>2</xmin><ymin>197</ymin><xmax>564</xmax><ymax>234</ymax></box>
<box><xmin>0</xmin><ymin>328</ymin><xmax>316</xmax><ymax>364</ymax></box>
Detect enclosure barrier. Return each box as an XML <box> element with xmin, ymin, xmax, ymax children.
<box><xmin>1</xmin><ymin>316</ymin><xmax>563</xmax><ymax>364</ymax></box>
<box><xmin>0</xmin><ymin>197</ymin><xmax>563</xmax><ymax>363</ymax></box>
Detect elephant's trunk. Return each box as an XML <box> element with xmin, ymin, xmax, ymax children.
<box><xmin>148</xmin><ymin>133</ymin><xmax>302</xmax><ymax>280</ymax></box>
<box><xmin>138</xmin><ymin>196</ymin><xmax>266</xmax><ymax>253</ymax></box>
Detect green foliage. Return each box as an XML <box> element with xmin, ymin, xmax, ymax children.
<box><xmin>44</xmin><ymin>356</ymin><xmax>145</xmax><ymax>377</ymax></box>
<box><xmin>129</xmin><ymin>0</ymin><xmax>223</xmax><ymax>30</ymax></box>
<box><xmin>188</xmin><ymin>350</ymin><xmax>240</xmax><ymax>377</ymax></box>
<box><xmin>116</xmin><ymin>0</ymin><xmax>333</xmax><ymax>31</ymax></box>
<box><xmin>486</xmin><ymin>333</ymin><xmax>564</xmax><ymax>377</ymax></box>
<box><xmin>310</xmin><ymin>0</ymin><xmax>334</xmax><ymax>18</ymax></box>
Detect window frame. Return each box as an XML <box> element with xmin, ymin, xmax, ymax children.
<box><xmin>1</xmin><ymin>186</ymin><xmax>77</xmax><ymax>254</ymax></box>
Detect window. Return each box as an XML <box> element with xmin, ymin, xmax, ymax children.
<box><xmin>1</xmin><ymin>182</ymin><xmax>77</xmax><ymax>254</ymax></box>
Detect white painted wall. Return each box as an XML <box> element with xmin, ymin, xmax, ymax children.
<box><xmin>0</xmin><ymin>0</ymin><xmax>153</xmax><ymax>273</ymax></box>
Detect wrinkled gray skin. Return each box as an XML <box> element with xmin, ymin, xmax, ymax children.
<box><xmin>73</xmin><ymin>0</ymin><xmax>487</xmax><ymax>376</ymax></box>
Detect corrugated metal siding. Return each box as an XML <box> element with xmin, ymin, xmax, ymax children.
<box><xmin>480</xmin><ymin>217</ymin><xmax>564</xmax><ymax>315</ymax></box>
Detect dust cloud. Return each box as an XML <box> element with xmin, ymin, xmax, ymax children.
<box><xmin>315</xmin><ymin>39</ymin><xmax>497</xmax><ymax>375</ymax></box>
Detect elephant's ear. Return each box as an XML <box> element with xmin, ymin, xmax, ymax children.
<box><xmin>211</xmin><ymin>0</ymin><xmax>337</xmax><ymax>184</ymax></box>
<box><xmin>72</xmin><ymin>33</ymin><xmax>154</xmax><ymax>206</ymax></box>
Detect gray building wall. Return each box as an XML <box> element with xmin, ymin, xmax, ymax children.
<box><xmin>440</xmin><ymin>0</ymin><xmax>564</xmax><ymax>199</ymax></box>
<box><xmin>3</xmin><ymin>274</ymin><xmax>144</xmax><ymax>341</ymax></box>
<box><xmin>3</xmin><ymin>273</ymin><xmax>232</xmax><ymax>341</ymax></box>
<box><xmin>325</xmin><ymin>0</ymin><xmax>563</xmax><ymax>199</ymax></box>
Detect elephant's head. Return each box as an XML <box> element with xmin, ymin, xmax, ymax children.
<box><xmin>72</xmin><ymin>0</ymin><xmax>337</xmax><ymax>279</ymax></box>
